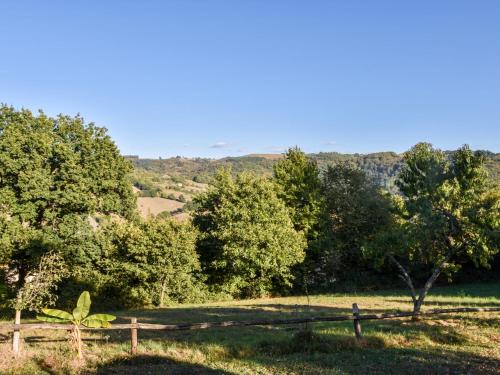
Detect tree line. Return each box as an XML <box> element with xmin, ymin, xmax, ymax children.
<box><xmin>0</xmin><ymin>106</ymin><xmax>498</xmax><ymax>319</ymax></box>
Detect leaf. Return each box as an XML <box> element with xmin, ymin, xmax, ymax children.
<box><xmin>41</xmin><ymin>309</ymin><xmax>73</xmax><ymax>320</ymax></box>
<box><xmin>83</xmin><ymin>314</ymin><xmax>116</xmax><ymax>322</ymax></box>
<box><xmin>73</xmin><ymin>291</ymin><xmax>91</xmax><ymax>320</ymax></box>
<box><xmin>82</xmin><ymin>319</ymin><xmax>111</xmax><ymax>328</ymax></box>
<box><xmin>36</xmin><ymin>315</ymin><xmax>70</xmax><ymax>323</ymax></box>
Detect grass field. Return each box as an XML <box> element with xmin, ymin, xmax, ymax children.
<box><xmin>1</xmin><ymin>282</ymin><xmax>499</xmax><ymax>374</ymax></box>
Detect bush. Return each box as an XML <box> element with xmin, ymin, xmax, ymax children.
<box><xmin>97</xmin><ymin>219</ymin><xmax>206</xmax><ymax>307</ymax></box>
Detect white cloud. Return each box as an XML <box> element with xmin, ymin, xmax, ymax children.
<box><xmin>210</xmin><ymin>141</ymin><xmax>231</xmax><ymax>148</ymax></box>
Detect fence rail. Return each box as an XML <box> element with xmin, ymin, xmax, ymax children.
<box><xmin>2</xmin><ymin>305</ymin><xmax>499</xmax><ymax>356</ymax></box>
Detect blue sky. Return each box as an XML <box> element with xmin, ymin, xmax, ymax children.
<box><xmin>1</xmin><ymin>1</ymin><xmax>499</xmax><ymax>158</ymax></box>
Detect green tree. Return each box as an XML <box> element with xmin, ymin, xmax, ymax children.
<box><xmin>98</xmin><ymin>219</ymin><xmax>204</xmax><ymax>307</ymax></box>
<box><xmin>194</xmin><ymin>169</ymin><xmax>306</xmax><ymax>298</ymax></box>
<box><xmin>366</xmin><ymin>143</ymin><xmax>499</xmax><ymax>315</ymax></box>
<box><xmin>273</xmin><ymin>147</ymin><xmax>321</xmax><ymax>237</ymax></box>
<box><xmin>312</xmin><ymin>163</ymin><xmax>392</xmax><ymax>288</ymax></box>
<box><xmin>0</xmin><ymin>105</ymin><xmax>136</xmax><ymax>302</ymax></box>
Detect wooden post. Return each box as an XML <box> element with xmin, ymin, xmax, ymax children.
<box><xmin>12</xmin><ymin>310</ymin><xmax>21</xmax><ymax>356</ymax></box>
<box><xmin>352</xmin><ymin>303</ymin><xmax>362</xmax><ymax>340</ymax></box>
<box><xmin>130</xmin><ymin>317</ymin><xmax>137</xmax><ymax>355</ymax></box>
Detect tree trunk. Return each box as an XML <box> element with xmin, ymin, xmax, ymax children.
<box><xmin>412</xmin><ymin>248</ymin><xmax>455</xmax><ymax>319</ymax></box>
<box><xmin>12</xmin><ymin>310</ymin><xmax>21</xmax><ymax>356</ymax></box>
<box><xmin>388</xmin><ymin>255</ymin><xmax>417</xmax><ymax>305</ymax></box>
<box><xmin>388</xmin><ymin>250</ymin><xmax>454</xmax><ymax>320</ymax></box>
<box><xmin>159</xmin><ymin>279</ymin><xmax>167</xmax><ymax>308</ymax></box>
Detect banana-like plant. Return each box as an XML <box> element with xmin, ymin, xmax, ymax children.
<box><xmin>37</xmin><ymin>291</ymin><xmax>115</xmax><ymax>359</ymax></box>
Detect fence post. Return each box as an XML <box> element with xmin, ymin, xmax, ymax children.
<box><xmin>130</xmin><ymin>317</ymin><xmax>138</xmax><ymax>355</ymax></box>
<box><xmin>12</xmin><ymin>310</ymin><xmax>21</xmax><ymax>356</ymax></box>
<box><xmin>352</xmin><ymin>303</ymin><xmax>362</xmax><ymax>340</ymax></box>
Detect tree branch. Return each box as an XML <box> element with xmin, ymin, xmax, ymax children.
<box><xmin>388</xmin><ymin>254</ymin><xmax>417</xmax><ymax>303</ymax></box>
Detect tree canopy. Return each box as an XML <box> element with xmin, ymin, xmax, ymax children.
<box><xmin>0</xmin><ymin>105</ymin><xmax>136</xmax><ymax>294</ymax></box>
<box><xmin>312</xmin><ymin>163</ymin><xmax>392</xmax><ymax>288</ymax></box>
<box><xmin>366</xmin><ymin>143</ymin><xmax>499</xmax><ymax>314</ymax></box>
<box><xmin>193</xmin><ymin>169</ymin><xmax>306</xmax><ymax>298</ymax></box>
<box><xmin>273</xmin><ymin>147</ymin><xmax>321</xmax><ymax>237</ymax></box>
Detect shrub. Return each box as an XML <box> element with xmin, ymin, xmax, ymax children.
<box><xmin>98</xmin><ymin>219</ymin><xmax>206</xmax><ymax>307</ymax></box>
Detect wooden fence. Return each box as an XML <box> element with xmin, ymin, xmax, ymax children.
<box><xmin>1</xmin><ymin>305</ymin><xmax>499</xmax><ymax>356</ymax></box>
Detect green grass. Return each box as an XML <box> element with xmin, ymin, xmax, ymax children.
<box><xmin>1</xmin><ymin>282</ymin><xmax>499</xmax><ymax>374</ymax></box>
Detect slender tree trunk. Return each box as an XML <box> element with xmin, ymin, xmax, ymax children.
<box><xmin>12</xmin><ymin>310</ymin><xmax>21</xmax><ymax>356</ymax></box>
<box><xmin>389</xmin><ymin>250</ymin><xmax>454</xmax><ymax>320</ymax></box>
<box><xmin>388</xmin><ymin>255</ymin><xmax>417</xmax><ymax>305</ymax></box>
<box><xmin>412</xmin><ymin>249</ymin><xmax>454</xmax><ymax>316</ymax></box>
<box><xmin>159</xmin><ymin>279</ymin><xmax>167</xmax><ymax>308</ymax></box>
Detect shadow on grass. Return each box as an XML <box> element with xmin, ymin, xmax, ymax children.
<box><xmin>88</xmin><ymin>304</ymin><xmax>499</xmax><ymax>374</ymax></box>
<box><xmin>386</xmin><ymin>299</ymin><xmax>500</xmax><ymax>308</ymax></box>
<box><xmin>91</xmin><ymin>355</ymin><xmax>233</xmax><ymax>375</ymax></box>
<box><xmin>113</xmin><ymin>304</ymin><xmax>359</xmax><ymax>324</ymax></box>
<box><xmin>85</xmin><ymin>327</ymin><xmax>500</xmax><ymax>375</ymax></box>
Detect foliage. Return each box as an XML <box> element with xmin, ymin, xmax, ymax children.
<box><xmin>193</xmin><ymin>169</ymin><xmax>306</xmax><ymax>298</ymax></box>
<box><xmin>365</xmin><ymin>143</ymin><xmax>500</xmax><ymax>313</ymax></box>
<box><xmin>13</xmin><ymin>252</ymin><xmax>68</xmax><ymax>312</ymax></box>
<box><xmin>97</xmin><ymin>219</ymin><xmax>205</xmax><ymax>307</ymax></box>
<box><xmin>273</xmin><ymin>147</ymin><xmax>321</xmax><ymax>237</ymax></box>
<box><xmin>311</xmin><ymin>163</ymin><xmax>392</xmax><ymax>289</ymax></box>
<box><xmin>0</xmin><ymin>105</ymin><xmax>137</xmax><ymax>300</ymax></box>
<box><xmin>37</xmin><ymin>291</ymin><xmax>115</xmax><ymax>358</ymax></box>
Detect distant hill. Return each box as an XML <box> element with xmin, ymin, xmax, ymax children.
<box><xmin>127</xmin><ymin>150</ymin><xmax>500</xmax><ymax>196</ymax></box>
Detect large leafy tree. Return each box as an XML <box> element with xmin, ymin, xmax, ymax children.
<box><xmin>97</xmin><ymin>219</ymin><xmax>203</xmax><ymax>307</ymax></box>
<box><xmin>312</xmin><ymin>163</ymin><xmax>392</xmax><ymax>288</ymax></box>
<box><xmin>367</xmin><ymin>143</ymin><xmax>499</xmax><ymax>315</ymax></box>
<box><xmin>0</xmin><ymin>105</ymin><xmax>136</xmax><ymax>299</ymax></box>
<box><xmin>194</xmin><ymin>169</ymin><xmax>306</xmax><ymax>298</ymax></box>
<box><xmin>273</xmin><ymin>147</ymin><xmax>321</xmax><ymax>237</ymax></box>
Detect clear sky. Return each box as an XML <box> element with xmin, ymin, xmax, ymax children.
<box><xmin>1</xmin><ymin>1</ymin><xmax>499</xmax><ymax>158</ymax></box>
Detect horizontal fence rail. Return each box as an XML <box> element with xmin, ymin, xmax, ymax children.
<box><xmin>1</xmin><ymin>306</ymin><xmax>498</xmax><ymax>331</ymax></box>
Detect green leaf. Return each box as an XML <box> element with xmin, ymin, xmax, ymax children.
<box><xmin>72</xmin><ymin>307</ymin><xmax>84</xmax><ymax>321</ymax></box>
<box><xmin>41</xmin><ymin>309</ymin><xmax>73</xmax><ymax>320</ymax></box>
<box><xmin>36</xmin><ymin>315</ymin><xmax>70</xmax><ymax>323</ymax></box>
<box><xmin>83</xmin><ymin>314</ymin><xmax>116</xmax><ymax>322</ymax></box>
<box><xmin>73</xmin><ymin>291</ymin><xmax>91</xmax><ymax>320</ymax></box>
<box><xmin>82</xmin><ymin>319</ymin><xmax>111</xmax><ymax>328</ymax></box>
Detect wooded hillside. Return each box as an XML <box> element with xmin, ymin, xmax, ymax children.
<box><xmin>129</xmin><ymin>150</ymin><xmax>500</xmax><ymax>193</ymax></box>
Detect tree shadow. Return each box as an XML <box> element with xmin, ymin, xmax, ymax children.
<box><xmin>7</xmin><ymin>301</ymin><xmax>498</xmax><ymax>374</ymax></box>
<box><xmin>386</xmin><ymin>299</ymin><xmax>500</xmax><ymax>308</ymax></box>
<box><xmin>88</xmin><ymin>304</ymin><xmax>499</xmax><ymax>374</ymax></box>
<box><xmin>91</xmin><ymin>354</ymin><xmax>234</xmax><ymax>374</ymax></box>
<box><xmin>112</xmin><ymin>304</ymin><xmax>367</xmax><ymax>324</ymax></box>
<box><xmin>98</xmin><ymin>303</ymin><xmax>498</xmax><ymax>346</ymax></box>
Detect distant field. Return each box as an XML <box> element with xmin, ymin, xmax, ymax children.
<box><xmin>137</xmin><ymin>197</ymin><xmax>184</xmax><ymax>218</ymax></box>
<box><xmin>246</xmin><ymin>153</ymin><xmax>285</xmax><ymax>160</ymax></box>
<box><xmin>1</xmin><ymin>282</ymin><xmax>498</xmax><ymax>374</ymax></box>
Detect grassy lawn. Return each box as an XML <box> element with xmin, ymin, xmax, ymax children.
<box><xmin>0</xmin><ymin>282</ymin><xmax>499</xmax><ymax>374</ymax></box>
